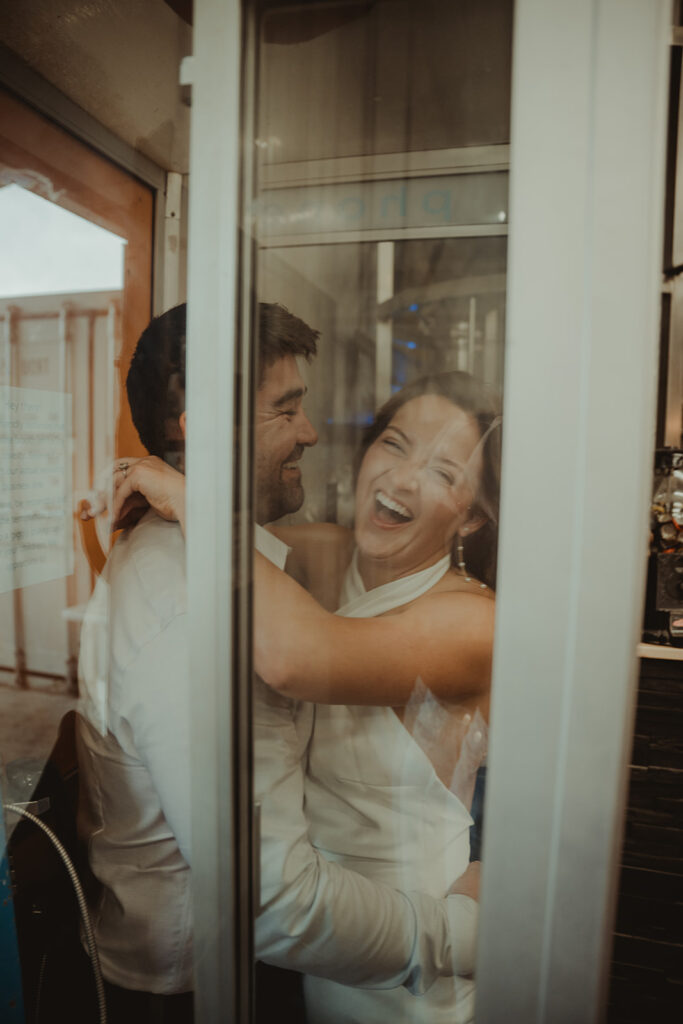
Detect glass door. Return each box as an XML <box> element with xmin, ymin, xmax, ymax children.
<box><xmin>244</xmin><ymin>3</ymin><xmax>511</xmax><ymax>1022</ymax></box>
<box><xmin>186</xmin><ymin>1</ymin><xmax>671</xmax><ymax>1022</ymax></box>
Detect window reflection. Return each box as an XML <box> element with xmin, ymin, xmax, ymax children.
<box><xmin>249</xmin><ymin>2</ymin><xmax>510</xmax><ymax>1021</ymax></box>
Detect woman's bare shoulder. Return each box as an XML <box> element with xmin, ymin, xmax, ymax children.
<box><xmin>383</xmin><ymin>570</ymin><xmax>494</xmax><ymax>619</ymax></box>
<box><xmin>429</xmin><ymin>568</ymin><xmax>496</xmax><ymax>602</ymax></box>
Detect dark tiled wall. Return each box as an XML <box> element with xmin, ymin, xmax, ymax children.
<box><xmin>607</xmin><ymin>658</ymin><xmax>683</xmax><ymax>1023</ymax></box>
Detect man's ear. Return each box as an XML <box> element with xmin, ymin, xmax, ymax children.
<box><xmin>179</xmin><ymin>411</ymin><xmax>187</xmax><ymax>440</ymax></box>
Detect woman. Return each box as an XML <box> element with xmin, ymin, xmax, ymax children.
<box><xmin>110</xmin><ymin>371</ymin><xmax>500</xmax><ymax>1023</ymax></box>
<box><xmin>253</xmin><ymin>371</ymin><xmax>499</xmax><ymax>1024</ymax></box>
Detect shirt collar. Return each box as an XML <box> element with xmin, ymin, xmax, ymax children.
<box><xmin>254</xmin><ymin>523</ymin><xmax>291</xmax><ymax>570</ymax></box>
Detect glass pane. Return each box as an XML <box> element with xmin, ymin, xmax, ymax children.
<box><xmin>0</xmin><ymin>88</ymin><xmax>154</xmax><ymax>1021</ymax></box>
<box><xmin>260</xmin><ymin>0</ymin><xmax>512</xmax><ymax>161</ymax></box>
<box><xmin>248</xmin><ymin>2</ymin><xmax>510</xmax><ymax>1021</ymax></box>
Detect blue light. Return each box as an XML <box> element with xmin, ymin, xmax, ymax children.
<box><xmin>409</xmin><ymin>303</ymin><xmax>419</xmax><ymax>312</ymax></box>
<box><xmin>324</xmin><ymin>413</ymin><xmax>375</xmax><ymax>426</ymax></box>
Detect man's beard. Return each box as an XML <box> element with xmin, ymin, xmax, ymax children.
<box><xmin>267</xmin><ymin>477</ymin><xmax>304</xmax><ymax>521</ymax></box>
<box><xmin>255</xmin><ymin>446</ymin><xmax>305</xmax><ymax>523</ymax></box>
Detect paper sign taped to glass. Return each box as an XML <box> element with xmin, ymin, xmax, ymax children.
<box><xmin>0</xmin><ymin>385</ymin><xmax>74</xmax><ymax>593</ymax></box>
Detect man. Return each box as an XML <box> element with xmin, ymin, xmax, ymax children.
<box><xmin>77</xmin><ymin>302</ymin><xmax>478</xmax><ymax>1023</ymax></box>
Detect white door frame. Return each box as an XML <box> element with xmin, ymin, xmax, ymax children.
<box><xmin>185</xmin><ymin>1</ymin><xmax>250</xmax><ymax>1020</ymax></box>
<box><xmin>476</xmin><ymin>2</ymin><xmax>671</xmax><ymax>1021</ymax></box>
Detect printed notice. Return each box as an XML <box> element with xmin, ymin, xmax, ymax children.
<box><xmin>0</xmin><ymin>386</ymin><xmax>74</xmax><ymax>593</ymax></box>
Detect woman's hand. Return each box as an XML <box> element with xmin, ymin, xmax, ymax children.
<box><xmin>448</xmin><ymin>861</ymin><xmax>480</xmax><ymax>902</ymax></box>
<box><xmin>81</xmin><ymin>456</ymin><xmax>187</xmax><ymax>534</ymax></box>
<box><xmin>110</xmin><ymin>456</ymin><xmax>187</xmax><ymax>534</ymax></box>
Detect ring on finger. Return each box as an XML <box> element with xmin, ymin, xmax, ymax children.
<box><xmin>118</xmin><ymin>461</ymin><xmax>129</xmax><ymax>478</ymax></box>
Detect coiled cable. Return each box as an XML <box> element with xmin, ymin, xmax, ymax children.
<box><xmin>4</xmin><ymin>802</ymin><xmax>107</xmax><ymax>1024</ymax></box>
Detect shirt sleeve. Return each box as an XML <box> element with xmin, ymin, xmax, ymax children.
<box><xmin>253</xmin><ymin>680</ymin><xmax>477</xmax><ymax>992</ymax></box>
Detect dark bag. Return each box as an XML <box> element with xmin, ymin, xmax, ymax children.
<box><xmin>6</xmin><ymin>710</ymin><xmax>100</xmax><ymax>1023</ymax></box>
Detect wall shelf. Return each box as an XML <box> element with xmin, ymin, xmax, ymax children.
<box><xmin>637</xmin><ymin>642</ymin><xmax>683</xmax><ymax>661</ymax></box>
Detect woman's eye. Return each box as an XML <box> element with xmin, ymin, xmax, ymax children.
<box><xmin>435</xmin><ymin>469</ymin><xmax>454</xmax><ymax>485</ymax></box>
<box><xmin>382</xmin><ymin>437</ymin><xmax>402</xmax><ymax>451</ymax></box>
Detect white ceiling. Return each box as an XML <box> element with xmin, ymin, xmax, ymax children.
<box><xmin>1</xmin><ymin>0</ymin><xmax>192</xmax><ymax>173</ymax></box>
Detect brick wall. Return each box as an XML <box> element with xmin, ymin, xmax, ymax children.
<box><xmin>607</xmin><ymin>657</ymin><xmax>683</xmax><ymax>1023</ymax></box>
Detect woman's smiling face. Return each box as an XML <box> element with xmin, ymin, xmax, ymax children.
<box><xmin>354</xmin><ymin>394</ymin><xmax>484</xmax><ymax>581</ymax></box>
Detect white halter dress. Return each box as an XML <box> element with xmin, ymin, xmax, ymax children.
<box><xmin>303</xmin><ymin>552</ymin><xmax>477</xmax><ymax>1024</ymax></box>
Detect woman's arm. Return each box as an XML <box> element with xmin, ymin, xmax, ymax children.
<box><xmin>253</xmin><ymin>552</ymin><xmax>493</xmax><ymax>706</ymax></box>
<box><xmin>103</xmin><ymin>461</ymin><xmax>492</xmax><ymax>706</ymax></box>
<box><xmin>103</xmin><ymin>460</ymin><xmax>351</xmax><ymax>604</ymax></box>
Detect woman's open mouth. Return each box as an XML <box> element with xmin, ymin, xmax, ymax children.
<box><xmin>373</xmin><ymin>490</ymin><xmax>414</xmax><ymax>526</ymax></box>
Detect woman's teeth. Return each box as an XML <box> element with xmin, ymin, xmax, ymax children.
<box><xmin>375</xmin><ymin>490</ymin><xmax>413</xmax><ymax>523</ymax></box>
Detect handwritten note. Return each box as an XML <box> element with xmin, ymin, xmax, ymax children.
<box><xmin>0</xmin><ymin>386</ymin><xmax>73</xmax><ymax>593</ymax></box>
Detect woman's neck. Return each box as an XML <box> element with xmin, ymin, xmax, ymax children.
<box><xmin>356</xmin><ymin>548</ymin><xmax>450</xmax><ymax>592</ymax></box>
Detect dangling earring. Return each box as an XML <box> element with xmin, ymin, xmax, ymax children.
<box><xmin>456</xmin><ymin>534</ymin><xmax>467</xmax><ymax>575</ymax></box>
<box><xmin>456</xmin><ymin>531</ymin><xmax>488</xmax><ymax>590</ymax></box>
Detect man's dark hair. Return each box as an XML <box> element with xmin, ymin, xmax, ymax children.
<box><xmin>126</xmin><ymin>301</ymin><xmax>318</xmax><ymax>459</ymax></box>
<box><xmin>257</xmin><ymin>302</ymin><xmax>318</xmax><ymax>384</ymax></box>
<box><xmin>126</xmin><ymin>303</ymin><xmax>186</xmax><ymax>460</ymax></box>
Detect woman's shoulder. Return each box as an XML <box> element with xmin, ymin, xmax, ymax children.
<box><xmin>391</xmin><ymin>568</ymin><xmax>494</xmax><ymax>622</ymax></box>
<box><xmin>429</xmin><ymin>566</ymin><xmax>495</xmax><ymax>601</ymax></box>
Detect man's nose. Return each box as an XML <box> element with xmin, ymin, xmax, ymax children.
<box><xmin>297</xmin><ymin>410</ymin><xmax>318</xmax><ymax>447</ymax></box>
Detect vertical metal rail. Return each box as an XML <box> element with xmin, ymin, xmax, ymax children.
<box><xmin>163</xmin><ymin>172</ymin><xmax>183</xmax><ymax>312</ymax></box>
<box><xmin>483</xmin><ymin>308</ymin><xmax>499</xmax><ymax>385</ymax></box>
<box><xmin>106</xmin><ymin>300</ymin><xmax>118</xmax><ymax>469</ymax></box>
<box><xmin>59</xmin><ymin>304</ymin><xmax>78</xmax><ymax>692</ymax></box>
<box><xmin>104</xmin><ymin>298</ymin><xmax>119</xmax><ymax>579</ymax></box>
<box><xmin>86</xmin><ymin>311</ymin><xmax>97</xmax><ymax>592</ymax></box>
<box><xmin>7</xmin><ymin>305</ymin><xmax>27</xmax><ymax>689</ymax></box>
<box><xmin>0</xmin><ymin>312</ymin><xmax>8</xmax><ymax>385</ymax></box>
<box><xmin>186</xmin><ymin>1</ymin><xmax>249</xmax><ymax>1020</ymax></box>
<box><xmin>87</xmin><ymin>311</ymin><xmax>96</xmax><ymax>491</ymax></box>
<box><xmin>467</xmin><ymin>295</ymin><xmax>477</xmax><ymax>374</ymax></box>
<box><xmin>375</xmin><ymin>240</ymin><xmax>395</xmax><ymax>407</ymax></box>
<box><xmin>237</xmin><ymin>1</ymin><xmax>259</xmax><ymax>1015</ymax></box>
